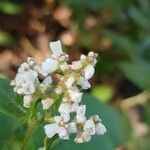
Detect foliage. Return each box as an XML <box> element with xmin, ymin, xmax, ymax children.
<box><xmin>0</xmin><ymin>0</ymin><xmax>150</xmax><ymax>149</ymax></box>
<box><xmin>0</xmin><ymin>78</ymin><xmax>131</xmax><ymax>149</ymax></box>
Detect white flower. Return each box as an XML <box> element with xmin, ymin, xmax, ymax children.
<box><xmin>60</xmin><ymin>62</ymin><xmax>70</xmax><ymax>71</ymax></box>
<box><xmin>44</xmin><ymin>123</ymin><xmax>59</xmax><ymax>138</ymax></box>
<box><xmin>84</xmin><ymin>64</ymin><xmax>95</xmax><ymax>80</ymax></box>
<box><xmin>58</xmin><ymin>102</ymin><xmax>70</xmax><ymax>115</ymax></box>
<box><xmin>60</xmin><ymin>113</ymin><xmax>70</xmax><ymax>122</ymax></box>
<box><xmin>77</xmin><ymin>77</ymin><xmax>91</xmax><ymax>90</ymax></box>
<box><xmin>12</xmin><ymin>40</ymin><xmax>105</xmax><ymax>144</ymax></box>
<box><xmin>65</xmin><ymin>76</ymin><xmax>75</xmax><ymax>89</ymax></box>
<box><xmin>14</xmin><ymin>70</ymin><xmax>38</xmax><ymax>95</ymax></box>
<box><xmin>76</xmin><ymin>105</ymin><xmax>86</xmax><ymax>123</ymax></box>
<box><xmin>45</xmin><ymin>116</ymin><xmax>70</xmax><ymax>140</ymax></box>
<box><xmin>84</xmin><ymin>119</ymin><xmax>96</xmax><ymax>135</ymax></box>
<box><xmin>55</xmin><ymin>86</ymin><xmax>63</xmax><ymax>94</ymax></box>
<box><xmin>58</xmin><ymin>127</ymin><xmax>69</xmax><ymax>139</ymax></box>
<box><xmin>71</xmin><ymin>61</ymin><xmax>82</xmax><ymax>70</ymax></box>
<box><xmin>59</xmin><ymin>102</ymin><xmax>78</xmax><ymax>115</ymax></box>
<box><xmin>41</xmin><ymin>58</ymin><xmax>58</xmax><ymax>76</ymax></box>
<box><xmin>68</xmin><ymin>122</ymin><xmax>77</xmax><ymax>134</ymax></box>
<box><xmin>92</xmin><ymin>115</ymin><xmax>102</xmax><ymax>122</ymax></box>
<box><xmin>27</xmin><ymin>57</ymin><xmax>36</xmax><ymax>66</ymax></box>
<box><xmin>23</xmin><ymin>95</ymin><xmax>32</xmax><ymax>108</ymax></box>
<box><xmin>95</xmin><ymin>123</ymin><xmax>106</xmax><ymax>135</ymax></box>
<box><xmin>75</xmin><ymin>132</ymin><xmax>91</xmax><ymax>143</ymax></box>
<box><xmin>80</xmin><ymin>54</ymin><xmax>86</xmax><ymax>60</ymax></box>
<box><xmin>88</xmin><ymin>51</ymin><xmax>95</xmax><ymax>57</ymax></box>
<box><xmin>54</xmin><ymin>116</ymin><xmax>62</xmax><ymax>123</ymax></box>
<box><xmin>42</xmin><ymin>98</ymin><xmax>54</xmax><ymax>110</ymax></box>
<box><xmin>18</xmin><ymin>62</ymin><xmax>30</xmax><ymax>73</ymax></box>
<box><xmin>49</xmin><ymin>40</ymin><xmax>63</xmax><ymax>57</ymax></box>
<box><xmin>42</xmin><ymin>76</ymin><xmax>52</xmax><ymax>85</ymax></box>
<box><xmin>69</xmin><ymin>90</ymin><xmax>83</xmax><ymax>103</ymax></box>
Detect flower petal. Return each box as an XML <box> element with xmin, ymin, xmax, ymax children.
<box><xmin>49</xmin><ymin>40</ymin><xmax>63</xmax><ymax>57</ymax></box>
<box><xmin>84</xmin><ymin>64</ymin><xmax>95</xmax><ymax>80</ymax></box>
<box><xmin>95</xmin><ymin>123</ymin><xmax>106</xmax><ymax>135</ymax></box>
<box><xmin>44</xmin><ymin>123</ymin><xmax>59</xmax><ymax>138</ymax></box>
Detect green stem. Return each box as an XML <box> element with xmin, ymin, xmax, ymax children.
<box><xmin>21</xmin><ymin>121</ymin><xmax>37</xmax><ymax>150</ymax></box>
<box><xmin>44</xmin><ymin>135</ymin><xmax>58</xmax><ymax>150</ymax></box>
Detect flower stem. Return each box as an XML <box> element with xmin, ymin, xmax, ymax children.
<box><xmin>21</xmin><ymin>120</ymin><xmax>37</xmax><ymax>150</ymax></box>
<box><xmin>44</xmin><ymin>135</ymin><xmax>58</xmax><ymax>150</ymax></box>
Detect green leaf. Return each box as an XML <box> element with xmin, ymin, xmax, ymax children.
<box><xmin>52</xmin><ymin>94</ymin><xmax>131</xmax><ymax>150</ymax></box>
<box><xmin>53</xmin><ymin>135</ymin><xmax>114</xmax><ymax>150</ymax></box>
<box><xmin>0</xmin><ymin>1</ymin><xmax>23</xmax><ymax>15</ymax></box>
<box><xmin>0</xmin><ymin>78</ymin><xmax>25</xmax><ymax>119</ymax></box>
<box><xmin>23</xmin><ymin>125</ymin><xmax>45</xmax><ymax>150</ymax></box>
<box><xmin>0</xmin><ymin>113</ymin><xmax>23</xmax><ymax>149</ymax></box>
<box><xmin>103</xmin><ymin>31</ymin><xmax>135</xmax><ymax>57</ymax></box>
<box><xmin>92</xmin><ymin>85</ymin><xmax>114</xmax><ymax>102</ymax></box>
<box><xmin>119</xmin><ymin>61</ymin><xmax>150</xmax><ymax>90</ymax></box>
<box><xmin>0</xmin><ymin>31</ymin><xmax>14</xmax><ymax>46</ymax></box>
<box><xmin>128</xmin><ymin>6</ymin><xmax>150</xmax><ymax>30</ymax></box>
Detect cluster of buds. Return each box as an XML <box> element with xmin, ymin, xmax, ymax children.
<box><xmin>11</xmin><ymin>41</ymin><xmax>106</xmax><ymax>143</ymax></box>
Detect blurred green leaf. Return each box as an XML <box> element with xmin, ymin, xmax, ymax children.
<box><xmin>25</xmin><ymin>125</ymin><xmax>45</xmax><ymax>150</ymax></box>
<box><xmin>0</xmin><ymin>1</ymin><xmax>23</xmax><ymax>15</ymax></box>
<box><xmin>92</xmin><ymin>85</ymin><xmax>114</xmax><ymax>102</ymax></box>
<box><xmin>103</xmin><ymin>31</ymin><xmax>135</xmax><ymax>57</ymax></box>
<box><xmin>52</xmin><ymin>94</ymin><xmax>131</xmax><ymax>150</ymax></box>
<box><xmin>53</xmin><ymin>135</ymin><xmax>114</xmax><ymax>150</ymax></box>
<box><xmin>0</xmin><ymin>78</ymin><xmax>25</xmax><ymax>119</ymax></box>
<box><xmin>0</xmin><ymin>31</ymin><xmax>14</xmax><ymax>46</ymax></box>
<box><xmin>59</xmin><ymin>0</ymin><xmax>132</xmax><ymax>12</ymax></box>
<box><xmin>128</xmin><ymin>6</ymin><xmax>150</xmax><ymax>30</ymax></box>
<box><xmin>119</xmin><ymin>61</ymin><xmax>150</xmax><ymax>90</ymax></box>
<box><xmin>0</xmin><ymin>113</ymin><xmax>23</xmax><ymax>149</ymax></box>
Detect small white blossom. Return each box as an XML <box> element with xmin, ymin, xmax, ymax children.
<box><xmin>18</xmin><ymin>62</ymin><xmax>30</xmax><ymax>72</ymax></box>
<box><xmin>76</xmin><ymin>105</ymin><xmax>86</xmax><ymax>123</ymax></box>
<box><xmin>80</xmin><ymin>54</ymin><xmax>86</xmax><ymax>60</ymax></box>
<box><xmin>44</xmin><ymin>123</ymin><xmax>59</xmax><ymax>138</ymax></box>
<box><xmin>71</xmin><ymin>61</ymin><xmax>83</xmax><ymax>70</ymax></box>
<box><xmin>55</xmin><ymin>86</ymin><xmax>63</xmax><ymax>94</ymax></box>
<box><xmin>42</xmin><ymin>76</ymin><xmax>52</xmax><ymax>85</ymax></box>
<box><xmin>84</xmin><ymin>64</ymin><xmax>95</xmax><ymax>80</ymax></box>
<box><xmin>69</xmin><ymin>90</ymin><xmax>83</xmax><ymax>103</ymax></box>
<box><xmin>42</xmin><ymin>98</ymin><xmax>54</xmax><ymax>110</ymax></box>
<box><xmin>49</xmin><ymin>40</ymin><xmax>63</xmax><ymax>57</ymax></box>
<box><xmin>60</xmin><ymin>62</ymin><xmax>70</xmax><ymax>71</ymax></box>
<box><xmin>12</xmin><ymin>70</ymin><xmax>38</xmax><ymax>95</ymax></box>
<box><xmin>95</xmin><ymin>123</ymin><xmax>106</xmax><ymax>135</ymax></box>
<box><xmin>41</xmin><ymin>58</ymin><xmax>58</xmax><ymax>76</ymax></box>
<box><xmin>84</xmin><ymin>119</ymin><xmax>96</xmax><ymax>135</ymax></box>
<box><xmin>65</xmin><ymin>76</ymin><xmax>75</xmax><ymax>89</ymax></box>
<box><xmin>58</xmin><ymin>127</ymin><xmax>69</xmax><ymax>139</ymax></box>
<box><xmin>58</xmin><ymin>102</ymin><xmax>71</xmax><ymax>115</ymax></box>
<box><xmin>77</xmin><ymin>77</ymin><xmax>91</xmax><ymax>90</ymax></box>
<box><xmin>68</xmin><ymin>122</ymin><xmax>77</xmax><ymax>134</ymax></box>
<box><xmin>88</xmin><ymin>51</ymin><xmax>95</xmax><ymax>57</ymax></box>
<box><xmin>60</xmin><ymin>113</ymin><xmax>70</xmax><ymax>122</ymax></box>
<box><xmin>23</xmin><ymin>95</ymin><xmax>32</xmax><ymax>108</ymax></box>
<box><xmin>75</xmin><ymin>132</ymin><xmax>91</xmax><ymax>143</ymax></box>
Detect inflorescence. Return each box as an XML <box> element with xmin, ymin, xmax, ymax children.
<box><xmin>11</xmin><ymin>40</ymin><xmax>106</xmax><ymax>143</ymax></box>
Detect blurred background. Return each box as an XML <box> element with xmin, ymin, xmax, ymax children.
<box><xmin>0</xmin><ymin>0</ymin><xmax>150</xmax><ymax>149</ymax></box>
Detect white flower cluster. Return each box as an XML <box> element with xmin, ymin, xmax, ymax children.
<box><xmin>11</xmin><ymin>40</ymin><xmax>106</xmax><ymax>143</ymax></box>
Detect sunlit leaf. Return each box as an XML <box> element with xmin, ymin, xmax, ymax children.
<box><xmin>92</xmin><ymin>85</ymin><xmax>114</xmax><ymax>102</ymax></box>
<box><xmin>119</xmin><ymin>61</ymin><xmax>150</xmax><ymax>90</ymax></box>
<box><xmin>0</xmin><ymin>31</ymin><xmax>13</xmax><ymax>46</ymax></box>
<box><xmin>0</xmin><ymin>78</ymin><xmax>25</xmax><ymax>119</ymax></box>
<box><xmin>0</xmin><ymin>1</ymin><xmax>23</xmax><ymax>15</ymax></box>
